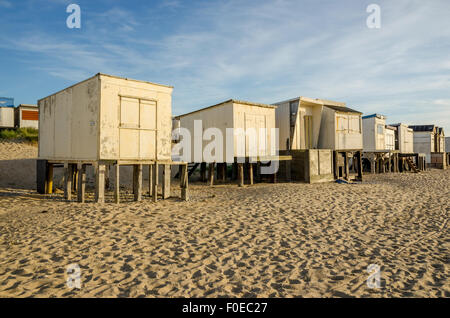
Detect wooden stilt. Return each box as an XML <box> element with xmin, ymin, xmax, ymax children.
<box><xmin>77</xmin><ymin>163</ymin><xmax>86</xmax><ymax>203</ymax></box>
<box><xmin>114</xmin><ymin>164</ymin><xmax>120</xmax><ymax>204</ymax></box>
<box><xmin>148</xmin><ymin>164</ymin><xmax>153</xmax><ymax>197</ymax></box>
<box><xmin>238</xmin><ymin>163</ymin><xmax>244</xmax><ymax>187</ymax></box>
<box><xmin>209</xmin><ymin>163</ymin><xmax>215</xmax><ymax>186</ymax></box>
<box><xmin>133</xmin><ymin>164</ymin><xmax>143</xmax><ymax>202</ymax></box>
<box><xmin>249</xmin><ymin>163</ymin><xmax>254</xmax><ymax>185</ymax></box>
<box><xmin>64</xmin><ymin>163</ymin><xmax>73</xmax><ymax>201</ymax></box>
<box><xmin>72</xmin><ymin>165</ymin><xmax>78</xmax><ymax>192</ymax></box>
<box><xmin>357</xmin><ymin>151</ymin><xmax>363</xmax><ymax>181</ymax></box>
<box><xmin>180</xmin><ymin>164</ymin><xmax>189</xmax><ymax>201</ymax></box>
<box><xmin>95</xmin><ymin>163</ymin><xmax>105</xmax><ymax>203</ymax></box>
<box><xmin>46</xmin><ymin>163</ymin><xmax>54</xmax><ymax>194</ymax></box>
<box><xmin>105</xmin><ymin>165</ymin><xmax>110</xmax><ymax>190</ymax></box>
<box><xmin>152</xmin><ymin>163</ymin><xmax>159</xmax><ymax>203</ymax></box>
<box><xmin>162</xmin><ymin>164</ymin><xmax>171</xmax><ymax>199</ymax></box>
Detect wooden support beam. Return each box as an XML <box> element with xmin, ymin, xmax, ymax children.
<box><xmin>77</xmin><ymin>163</ymin><xmax>86</xmax><ymax>203</ymax></box>
<box><xmin>133</xmin><ymin>164</ymin><xmax>143</xmax><ymax>202</ymax></box>
<box><xmin>114</xmin><ymin>164</ymin><xmax>120</xmax><ymax>204</ymax></box>
<box><xmin>72</xmin><ymin>165</ymin><xmax>78</xmax><ymax>192</ymax></box>
<box><xmin>105</xmin><ymin>165</ymin><xmax>110</xmax><ymax>191</ymax></box>
<box><xmin>357</xmin><ymin>151</ymin><xmax>363</xmax><ymax>181</ymax></box>
<box><xmin>238</xmin><ymin>163</ymin><xmax>244</xmax><ymax>187</ymax></box>
<box><xmin>333</xmin><ymin>151</ymin><xmax>338</xmax><ymax>179</ymax></box>
<box><xmin>344</xmin><ymin>153</ymin><xmax>350</xmax><ymax>181</ymax></box>
<box><xmin>148</xmin><ymin>164</ymin><xmax>153</xmax><ymax>197</ymax></box>
<box><xmin>162</xmin><ymin>164</ymin><xmax>171</xmax><ymax>199</ymax></box>
<box><xmin>152</xmin><ymin>163</ymin><xmax>159</xmax><ymax>203</ymax></box>
<box><xmin>64</xmin><ymin>163</ymin><xmax>73</xmax><ymax>201</ymax></box>
<box><xmin>95</xmin><ymin>164</ymin><xmax>106</xmax><ymax>203</ymax></box>
<box><xmin>209</xmin><ymin>163</ymin><xmax>215</xmax><ymax>186</ymax></box>
<box><xmin>249</xmin><ymin>163</ymin><xmax>254</xmax><ymax>185</ymax></box>
<box><xmin>180</xmin><ymin>164</ymin><xmax>189</xmax><ymax>201</ymax></box>
<box><xmin>46</xmin><ymin>163</ymin><xmax>54</xmax><ymax>194</ymax></box>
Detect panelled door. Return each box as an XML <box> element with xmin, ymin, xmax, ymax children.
<box><xmin>304</xmin><ymin>115</ymin><xmax>313</xmax><ymax>149</ymax></box>
<box><xmin>119</xmin><ymin>96</ymin><xmax>157</xmax><ymax>160</ymax></box>
<box><xmin>244</xmin><ymin>113</ymin><xmax>267</xmax><ymax>158</ymax></box>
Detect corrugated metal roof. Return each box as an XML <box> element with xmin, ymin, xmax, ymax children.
<box><xmin>324</xmin><ymin>104</ymin><xmax>362</xmax><ymax>114</ymax></box>
<box><xmin>175</xmin><ymin>99</ymin><xmax>277</xmax><ymax>119</ymax></box>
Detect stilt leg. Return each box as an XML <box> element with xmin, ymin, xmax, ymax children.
<box><xmin>180</xmin><ymin>164</ymin><xmax>189</xmax><ymax>201</ymax></box>
<box><xmin>238</xmin><ymin>163</ymin><xmax>244</xmax><ymax>187</ymax></box>
<box><xmin>95</xmin><ymin>163</ymin><xmax>105</xmax><ymax>203</ymax></box>
<box><xmin>149</xmin><ymin>164</ymin><xmax>153</xmax><ymax>197</ymax></box>
<box><xmin>162</xmin><ymin>164</ymin><xmax>171</xmax><ymax>199</ymax></box>
<box><xmin>133</xmin><ymin>164</ymin><xmax>143</xmax><ymax>202</ymax></box>
<box><xmin>78</xmin><ymin>163</ymin><xmax>86</xmax><ymax>203</ymax></box>
<box><xmin>64</xmin><ymin>163</ymin><xmax>73</xmax><ymax>201</ymax></box>
<box><xmin>152</xmin><ymin>163</ymin><xmax>159</xmax><ymax>203</ymax></box>
<box><xmin>46</xmin><ymin>163</ymin><xmax>54</xmax><ymax>194</ymax></box>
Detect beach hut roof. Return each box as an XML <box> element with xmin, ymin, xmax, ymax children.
<box><xmin>409</xmin><ymin>125</ymin><xmax>436</xmax><ymax>132</ymax></box>
<box><xmin>362</xmin><ymin>113</ymin><xmax>386</xmax><ymax>120</ymax></box>
<box><xmin>324</xmin><ymin>104</ymin><xmax>362</xmax><ymax>115</ymax></box>
<box><xmin>175</xmin><ymin>99</ymin><xmax>276</xmax><ymax>119</ymax></box>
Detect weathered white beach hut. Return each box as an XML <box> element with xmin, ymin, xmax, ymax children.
<box><xmin>385</xmin><ymin>126</ymin><xmax>396</xmax><ymax>151</ymax></box>
<box><xmin>0</xmin><ymin>107</ymin><xmax>14</xmax><ymax>128</ymax></box>
<box><xmin>174</xmin><ymin>99</ymin><xmax>288</xmax><ymax>186</ymax></box>
<box><xmin>390</xmin><ymin>123</ymin><xmax>414</xmax><ymax>154</ymax></box>
<box><xmin>318</xmin><ymin>104</ymin><xmax>363</xmax><ymax>151</ymax></box>
<box><xmin>410</xmin><ymin>125</ymin><xmax>446</xmax><ymax>169</ymax></box>
<box><xmin>362</xmin><ymin>114</ymin><xmax>387</xmax><ymax>151</ymax></box>
<box><xmin>317</xmin><ymin>102</ymin><xmax>363</xmax><ymax>181</ymax></box>
<box><xmin>37</xmin><ymin>73</ymin><xmax>188</xmax><ymax>203</ymax></box>
<box><xmin>15</xmin><ymin>104</ymin><xmax>39</xmax><ymax>129</ymax></box>
<box><xmin>272</xmin><ymin>96</ymin><xmax>334</xmax><ymax>183</ymax></box>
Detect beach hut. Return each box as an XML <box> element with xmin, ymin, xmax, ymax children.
<box><xmin>385</xmin><ymin>126</ymin><xmax>396</xmax><ymax>151</ymax></box>
<box><xmin>410</xmin><ymin>125</ymin><xmax>446</xmax><ymax>169</ymax></box>
<box><xmin>273</xmin><ymin>96</ymin><xmax>334</xmax><ymax>183</ymax></box>
<box><xmin>389</xmin><ymin>123</ymin><xmax>414</xmax><ymax>154</ymax></box>
<box><xmin>174</xmin><ymin>99</ymin><xmax>290</xmax><ymax>186</ymax></box>
<box><xmin>15</xmin><ymin>104</ymin><xmax>39</xmax><ymax>129</ymax></box>
<box><xmin>37</xmin><ymin>73</ymin><xmax>188</xmax><ymax>203</ymax></box>
<box><xmin>362</xmin><ymin>114</ymin><xmax>387</xmax><ymax>151</ymax></box>
<box><xmin>361</xmin><ymin>114</ymin><xmax>398</xmax><ymax>174</ymax></box>
<box><xmin>0</xmin><ymin>106</ymin><xmax>14</xmax><ymax>129</ymax></box>
<box><xmin>446</xmin><ymin>137</ymin><xmax>450</xmax><ymax>167</ymax></box>
<box><xmin>317</xmin><ymin>102</ymin><xmax>363</xmax><ymax>181</ymax></box>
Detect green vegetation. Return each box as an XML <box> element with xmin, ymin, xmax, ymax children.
<box><xmin>0</xmin><ymin>128</ymin><xmax>38</xmax><ymax>143</ymax></box>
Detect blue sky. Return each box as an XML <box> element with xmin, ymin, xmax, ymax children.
<box><xmin>0</xmin><ymin>0</ymin><xmax>449</xmax><ymax>132</ymax></box>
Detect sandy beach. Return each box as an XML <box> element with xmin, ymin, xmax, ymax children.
<box><xmin>0</xmin><ymin>141</ymin><xmax>448</xmax><ymax>298</ymax></box>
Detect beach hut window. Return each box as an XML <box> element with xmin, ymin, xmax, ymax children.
<box><xmin>377</xmin><ymin>124</ymin><xmax>384</xmax><ymax>135</ymax></box>
<box><xmin>349</xmin><ymin>115</ymin><xmax>361</xmax><ymax>134</ymax></box>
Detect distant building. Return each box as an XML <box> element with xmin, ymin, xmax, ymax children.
<box><xmin>15</xmin><ymin>104</ymin><xmax>39</xmax><ymax>129</ymax></box>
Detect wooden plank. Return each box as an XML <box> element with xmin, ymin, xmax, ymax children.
<box><xmin>238</xmin><ymin>163</ymin><xmax>244</xmax><ymax>187</ymax></box>
<box><xmin>133</xmin><ymin>164</ymin><xmax>143</xmax><ymax>202</ymax></box>
<box><xmin>114</xmin><ymin>164</ymin><xmax>120</xmax><ymax>204</ymax></box>
<box><xmin>95</xmin><ymin>164</ymin><xmax>105</xmax><ymax>203</ymax></box>
<box><xmin>77</xmin><ymin>163</ymin><xmax>86</xmax><ymax>203</ymax></box>
<box><xmin>180</xmin><ymin>164</ymin><xmax>189</xmax><ymax>201</ymax></box>
<box><xmin>64</xmin><ymin>163</ymin><xmax>73</xmax><ymax>201</ymax></box>
<box><xmin>148</xmin><ymin>164</ymin><xmax>153</xmax><ymax>197</ymax></box>
<box><xmin>162</xmin><ymin>164</ymin><xmax>171</xmax><ymax>199</ymax></box>
<box><xmin>46</xmin><ymin>163</ymin><xmax>54</xmax><ymax>194</ymax></box>
<box><xmin>152</xmin><ymin>163</ymin><xmax>159</xmax><ymax>203</ymax></box>
<box><xmin>209</xmin><ymin>163</ymin><xmax>215</xmax><ymax>186</ymax></box>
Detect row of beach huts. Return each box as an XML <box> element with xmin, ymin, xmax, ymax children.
<box><xmin>19</xmin><ymin>73</ymin><xmax>448</xmax><ymax>203</ymax></box>
<box><xmin>0</xmin><ymin>98</ymin><xmax>39</xmax><ymax>130</ymax></box>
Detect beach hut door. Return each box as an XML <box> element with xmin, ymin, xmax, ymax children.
<box><xmin>119</xmin><ymin>96</ymin><xmax>157</xmax><ymax>160</ymax></box>
<box><xmin>304</xmin><ymin>116</ymin><xmax>313</xmax><ymax>149</ymax></box>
